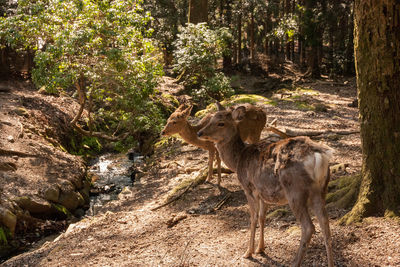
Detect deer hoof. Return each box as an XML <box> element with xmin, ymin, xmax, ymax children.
<box><xmin>255</xmin><ymin>246</ymin><xmax>265</xmax><ymax>254</ymax></box>
<box><xmin>243</xmin><ymin>250</ymin><xmax>253</xmax><ymax>259</ymax></box>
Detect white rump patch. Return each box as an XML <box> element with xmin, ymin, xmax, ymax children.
<box><xmin>303</xmin><ymin>151</ymin><xmax>331</xmax><ymax>187</ymax></box>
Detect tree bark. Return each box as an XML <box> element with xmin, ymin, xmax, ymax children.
<box><xmin>249</xmin><ymin>9</ymin><xmax>255</xmax><ymax>62</ymax></box>
<box><xmin>342</xmin><ymin>0</ymin><xmax>400</xmax><ymax>224</ymax></box>
<box><xmin>237</xmin><ymin>3</ymin><xmax>242</xmax><ymax>64</ymax></box>
<box><xmin>222</xmin><ymin>0</ymin><xmax>232</xmax><ymax>69</ymax></box>
<box><xmin>188</xmin><ymin>0</ymin><xmax>208</xmax><ymax>24</ymax></box>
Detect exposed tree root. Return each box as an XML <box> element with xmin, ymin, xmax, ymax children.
<box><xmin>0</xmin><ymin>148</ymin><xmax>37</xmax><ymax>157</ymax></box>
<box><xmin>151</xmin><ymin>166</ymin><xmax>233</xmax><ymax>211</ymax></box>
<box><xmin>151</xmin><ymin>167</ymin><xmax>209</xmax><ymax>211</ymax></box>
<box><xmin>326</xmin><ymin>174</ymin><xmax>361</xmax><ymax>211</ymax></box>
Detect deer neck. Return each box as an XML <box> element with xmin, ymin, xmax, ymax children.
<box><xmin>215</xmin><ymin>134</ymin><xmax>245</xmax><ymax>172</ymax></box>
<box><xmin>179</xmin><ymin>121</ymin><xmax>209</xmax><ymax>148</ymax></box>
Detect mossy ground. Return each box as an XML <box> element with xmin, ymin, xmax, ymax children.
<box><xmin>195</xmin><ymin>94</ymin><xmax>277</xmax><ymax>118</ymax></box>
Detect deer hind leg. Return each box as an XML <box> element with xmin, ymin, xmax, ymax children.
<box><xmin>243</xmin><ymin>193</ymin><xmax>260</xmax><ymax>258</ymax></box>
<box><xmin>286</xmin><ymin>191</ymin><xmax>315</xmax><ymax>267</ymax></box>
<box><xmin>256</xmin><ymin>200</ymin><xmax>267</xmax><ymax>254</ymax></box>
<box><xmin>215</xmin><ymin>150</ymin><xmax>222</xmax><ymax>185</ymax></box>
<box><xmin>207</xmin><ymin>150</ymin><xmax>214</xmax><ymax>182</ymax></box>
<box><xmin>310</xmin><ymin>191</ymin><xmax>334</xmax><ymax>267</ymax></box>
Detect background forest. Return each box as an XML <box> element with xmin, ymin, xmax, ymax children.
<box><xmin>0</xmin><ymin>0</ymin><xmax>355</xmax><ymax>151</ymax></box>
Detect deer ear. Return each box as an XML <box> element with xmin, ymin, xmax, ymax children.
<box><xmin>232</xmin><ymin>106</ymin><xmax>246</xmax><ymax>121</ymax></box>
<box><xmin>183</xmin><ymin>105</ymin><xmax>193</xmax><ymax>117</ymax></box>
<box><xmin>177</xmin><ymin>104</ymin><xmax>186</xmax><ymax>111</ymax></box>
<box><xmin>215</xmin><ymin>101</ymin><xmax>225</xmax><ymax>111</ymax></box>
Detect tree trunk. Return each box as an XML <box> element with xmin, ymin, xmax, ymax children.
<box><xmin>222</xmin><ymin>0</ymin><xmax>232</xmax><ymax>69</ymax></box>
<box><xmin>304</xmin><ymin>0</ymin><xmax>321</xmax><ymax>78</ymax></box>
<box><xmin>188</xmin><ymin>0</ymin><xmax>208</xmax><ymax>24</ymax></box>
<box><xmin>342</xmin><ymin>0</ymin><xmax>400</xmax><ymax>224</ymax></box>
<box><xmin>249</xmin><ymin>10</ymin><xmax>255</xmax><ymax>62</ymax></box>
<box><xmin>344</xmin><ymin>7</ymin><xmax>355</xmax><ymax>75</ymax></box>
<box><xmin>237</xmin><ymin>4</ymin><xmax>242</xmax><ymax>64</ymax></box>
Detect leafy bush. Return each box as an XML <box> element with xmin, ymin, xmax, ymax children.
<box><xmin>173</xmin><ymin>23</ymin><xmax>233</xmax><ymax>105</ymax></box>
<box><xmin>193</xmin><ymin>72</ymin><xmax>234</xmax><ymax>105</ymax></box>
<box><xmin>0</xmin><ymin>0</ymin><xmax>165</xmax><ymax>151</ymax></box>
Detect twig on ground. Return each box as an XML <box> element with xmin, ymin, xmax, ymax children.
<box><xmin>166</xmin><ymin>214</ymin><xmax>188</xmax><ymax>228</ymax></box>
<box><xmin>178</xmin><ymin>240</ymin><xmax>191</xmax><ymax>267</ymax></box>
<box><xmin>213</xmin><ymin>192</ymin><xmax>232</xmax><ymax>211</ymax></box>
<box><xmin>284</xmin><ymin>128</ymin><xmax>359</xmax><ymax>137</ymax></box>
<box><xmin>0</xmin><ymin>148</ymin><xmax>37</xmax><ymax>157</ymax></box>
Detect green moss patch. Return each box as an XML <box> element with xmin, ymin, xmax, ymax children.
<box><xmin>52</xmin><ymin>203</ymin><xmax>72</xmax><ymax>217</ymax></box>
<box><xmin>326</xmin><ymin>174</ymin><xmax>361</xmax><ymax>210</ymax></box>
<box><xmin>195</xmin><ymin>94</ymin><xmax>276</xmax><ymax>118</ymax></box>
<box><xmin>0</xmin><ymin>227</ymin><xmax>9</xmax><ymax>245</ymax></box>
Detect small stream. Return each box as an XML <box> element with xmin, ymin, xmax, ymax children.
<box><xmin>86</xmin><ymin>152</ymin><xmax>142</xmax><ymax>216</ymax></box>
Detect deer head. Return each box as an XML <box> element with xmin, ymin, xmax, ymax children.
<box><xmin>197</xmin><ymin>102</ymin><xmax>239</xmax><ymax>144</ymax></box>
<box><xmin>161</xmin><ymin>104</ymin><xmax>193</xmax><ymax>136</ymax></box>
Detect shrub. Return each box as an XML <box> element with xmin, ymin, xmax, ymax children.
<box><xmin>0</xmin><ymin>0</ymin><xmax>164</xmax><ymax>150</ymax></box>
<box><xmin>172</xmin><ymin>23</ymin><xmax>233</xmax><ymax>105</ymax></box>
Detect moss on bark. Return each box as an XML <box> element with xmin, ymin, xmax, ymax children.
<box><xmin>326</xmin><ymin>174</ymin><xmax>361</xmax><ymax>211</ymax></box>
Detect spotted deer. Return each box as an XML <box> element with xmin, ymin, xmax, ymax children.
<box><xmin>161</xmin><ymin>103</ymin><xmax>266</xmax><ymax>185</ymax></box>
<box><xmin>197</xmin><ymin>102</ymin><xmax>334</xmax><ymax>267</ymax></box>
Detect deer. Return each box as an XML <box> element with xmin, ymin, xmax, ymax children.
<box><xmin>197</xmin><ymin>102</ymin><xmax>334</xmax><ymax>267</ymax></box>
<box><xmin>161</xmin><ymin>103</ymin><xmax>266</xmax><ymax>185</ymax></box>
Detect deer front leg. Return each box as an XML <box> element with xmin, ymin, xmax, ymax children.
<box><xmin>207</xmin><ymin>149</ymin><xmax>214</xmax><ymax>182</ymax></box>
<box><xmin>243</xmin><ymin>193</ymin><xmax>259</xmax><ymax>258</ymax></box>
<box><xmin>256</xmin><ymin>200</ymin><xmax>267</xmax><ymax>254</ymax></box>
<box><xmin>215</xmin><ymin>150</ymin><xmax>222</xmax><ymax>185</ymax></box>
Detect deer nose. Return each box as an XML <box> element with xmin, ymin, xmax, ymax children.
<box><xmin>197</xmin><ymin>131</ymin><xmax>203</xmax><ymax>137</ymax></box>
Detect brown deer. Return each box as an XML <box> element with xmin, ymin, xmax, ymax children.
<box><xmin>197</xmin><ymin>102</ymin><xmax>334</xmax><ymax>267</ymax></box>
<box><xmin>161</xmin><ymin>103</ymin><xmax>266</xmax><ymax>184</ymax></box>
<box><xmin>161</xmin><ymin>104</ymin><xmax>222</xmax><ymax>184</ymax></box>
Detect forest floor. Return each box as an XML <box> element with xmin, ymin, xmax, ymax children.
<box><xmin>2</xmin><ymin>64</ymin><xmax>400</xmax><ymax>267</ymax></box>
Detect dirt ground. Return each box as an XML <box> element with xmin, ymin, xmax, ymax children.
<box><xmin>2</xmin><ymin>70</ymin><xmax>400</xmax><ymax>267</ymax></box>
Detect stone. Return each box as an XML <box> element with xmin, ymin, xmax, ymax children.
<box><xmin>14</xmin><ymin>196</ymin><xmax>53</xmax><ymax>214</ymax></box>
<box><xmin>43</xmin><ymin>185</ymin><xmax>60</xmax><ymax>202</ymax></box>
<box><xmin>7</xmin><ymin>135</ymin><xmax>14</xmax><ymax>143</ymax></box>
<box><xmin>13</xmin><ymin>107</ymin><xmax>29</xmax><ymax>117</ymax></box>
<box><xmin>0</xmin><ymin>207</ymin><xmax>17</xmax><ymax>235</ymax></box>
<box><xmin>58</xmin><ymin>190</ymin><xmax>84</xmax><ymax>211</ymax></box>
<box><xmin>313</xmin><ymin>103</ymin><xmax>328</xmax><ymax>112</ymax></box>
<box><xmin>73</xmin><ymin>209</ymin><xmax>85</xmax><ymax>218</ymax></box>
<box><xmin>79</xmin><ymin>180</ymin><xmax>91</xmax><ymax>204</ymax></box>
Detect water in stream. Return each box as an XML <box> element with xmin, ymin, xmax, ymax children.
<box><xmin>87</xmin><ymin>152</ymin><xmax>142</xmax><ymax>216</ymax></box>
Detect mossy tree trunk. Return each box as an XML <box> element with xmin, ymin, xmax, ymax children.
<box><xmin>342</xmin><ymin>0</ymin><xmax>400</xmax><ymax>224</ymax></box>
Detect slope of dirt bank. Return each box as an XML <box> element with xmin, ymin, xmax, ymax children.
<box><xmin>0</xmin><ymin>81</ymin><xmax>88</xmax><ymax>260</ymax></box>
<box><xmin>3</xmin><ymin>76</ymin><xmax>400</xmax><ymax>267</ymax></box>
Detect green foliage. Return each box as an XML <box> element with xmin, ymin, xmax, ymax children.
<box><xmin>173</xmin><ymin>23</ymin><xmax>231</xmax><ymax>84</ymax></box>
<box><xmin>0</xmin><ymin>0</ymin><xmax>164</xmax><ymax>151</ymax></box>
<box><xmin>271</xmin><ymin>14</ymin><xmax>299</xmax><ymax>42</ymax></box>
<box><xmin>173</xmin><ymin>23</ymin><xmax>233</xmax><ymax>105</ymax></box>
<box><xmin>52</xmin><ymin>204</ymin><xmax>72</xmax><ymax>217</ymax></box>
<box><xmin>0</xmin><ymin>226</ymin><xmax>10</xmax><ymax>245</ymax></box>
<box><xmin>193</xmin><ymin>72</ymin><xmax>234</xmax><ymax>105</ymax></box>
<box><xmin>72</xmin><ymin>136</ymin><xmax>102</xmax><ymax>156</ymax></box>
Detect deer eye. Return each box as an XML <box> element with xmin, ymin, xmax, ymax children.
<box><xmin>172</xmin><ymin>121</ymin><xmax>177</xmax><ymax>124</ymax></box>
<box><xmin>217</xmin><ymin>122</ymin><xmax>224</xmax><ymax>127</ymax></box>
